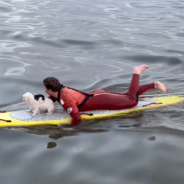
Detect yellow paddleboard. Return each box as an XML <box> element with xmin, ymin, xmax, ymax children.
<box><xmin>0</xmin><ymin>95</ymin><xmax>183</xmax><ymax>127</ymax></box>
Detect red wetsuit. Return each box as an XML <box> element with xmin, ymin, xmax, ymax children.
<box><xmin>49</xmin><ymin>74</ymin><xmax>155</xmax><ymax>126</ymax></box>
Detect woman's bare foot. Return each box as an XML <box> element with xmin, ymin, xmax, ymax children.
<box><xmin>133</xmin><ymin>65</ymin><xmax>149</xmax><ymax>75</ymax></box>
<box><xmin>154</xmin><ymin>81</ymin><xmax>167</xmax><ymax>93</ymax></box>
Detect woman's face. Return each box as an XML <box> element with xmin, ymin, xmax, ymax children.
<box><xmin>44</xmin><ymin>85</ymin><xmax>52</xmax><ymax>96</ymax></box>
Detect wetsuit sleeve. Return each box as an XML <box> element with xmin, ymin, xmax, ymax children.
<box><xmin>61</xmin><ymin>92</ymin><xmax>81</xmax><ymax>126</ymax></box>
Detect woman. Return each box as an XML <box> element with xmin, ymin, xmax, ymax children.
<box><xmin>40</xmin><ymin>65</ymin><xmax>167</xmax><ymax>126</ymax></box>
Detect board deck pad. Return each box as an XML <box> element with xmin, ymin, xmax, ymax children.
<box><xmin>10</xmin><ymin>98</ymin><xmax>157</xmax><ymax>122</ymax></box>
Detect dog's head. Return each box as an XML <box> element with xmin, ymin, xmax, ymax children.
<box><xmin>23</xmin><ymin>92</ymin><xmax>34</xmax><ymax>105</ymax></box>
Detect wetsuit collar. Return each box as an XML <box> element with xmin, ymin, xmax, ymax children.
<box><xmin>57</xmin><ymin>85</ymin><xmax>64</xmax><ymax>102</ymax></box>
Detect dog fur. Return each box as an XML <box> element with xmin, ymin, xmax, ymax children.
<box><xmin>23</xmin><ymin>92</ymin><xmax>55</xmax><ymax>116</ymax></box>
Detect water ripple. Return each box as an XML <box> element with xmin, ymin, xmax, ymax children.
<box><xmin>0</xmin><ymin>0</ymin><xmax>184</xmax><ymax>183</ymax></box>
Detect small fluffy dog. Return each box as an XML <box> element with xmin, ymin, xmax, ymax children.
<box><xmin>23</xmin><ymin>92</ymin><xmax>55</xmax><ymax>116</ymax></box>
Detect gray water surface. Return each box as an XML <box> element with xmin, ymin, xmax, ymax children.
<box><xmin>0</xmin><ymin>0</ymin><xmax>184</xmax><ymax>183</ymax></box>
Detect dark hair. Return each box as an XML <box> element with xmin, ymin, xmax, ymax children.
<box><xmin>43</xmin><ymin>77</ymin><xmax>62</xmax><ymax>92</ymax></box>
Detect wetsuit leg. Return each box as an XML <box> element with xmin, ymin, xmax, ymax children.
<box><xmin>123</xmin><ymin>83</ymin><xmax>155</xmax><ymax>96</ymax></box>
<box><xmin>88</xmin><ymin>83</ymin><xmax>155</xmax><ymax>96</ymax></box>
<box><xmin>138</xmin><ymin>83</ymin><xmax>155</xmax><ymax>95</ymax></box>
<box><xmin>126</xmin><ymin>73</ymin><xmax>139</xmax><ymax>99</ymax></box>
<box><xmin>79</xmin><ymin>74</ymin><xmax>140</xmax><ymax>111</ymax></box>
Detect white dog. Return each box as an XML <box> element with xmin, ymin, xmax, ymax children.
<box><xmin>23</xmin><ymin>92</ymin><xmax>55</xmax><ymax>116</ymax></box>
